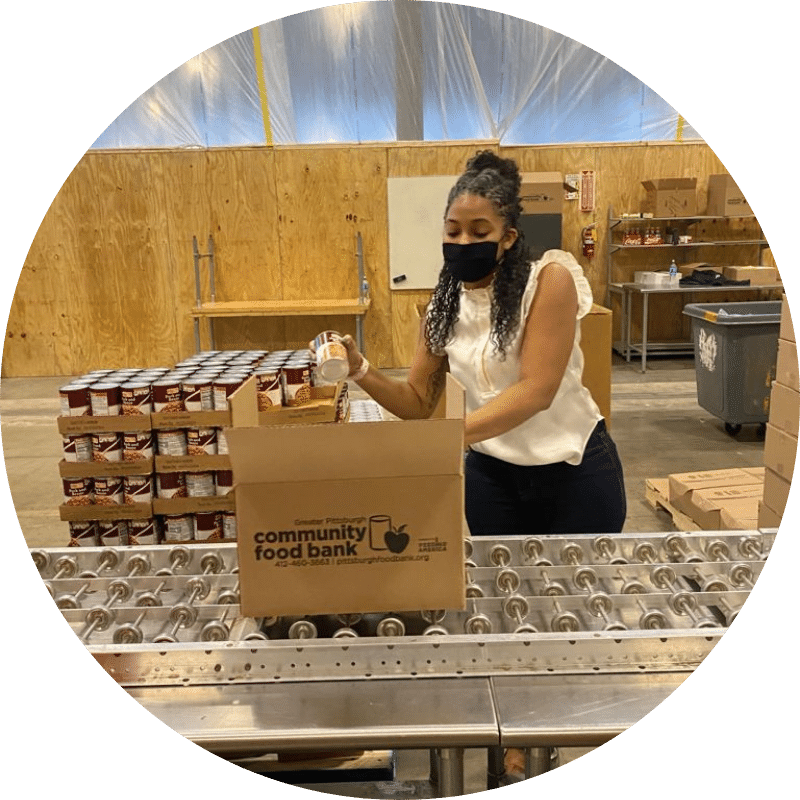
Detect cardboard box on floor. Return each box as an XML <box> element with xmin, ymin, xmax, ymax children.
<box><xmin>763</xmin><ymin>423</ymin><xmax>797</xmax><ymax>483</ymax></box>
<box><xmin>688</xmin><ymin>483</ymin><xmax>764</xmax><ymax>530</ymax></box>
<box><xmin>758</xmin><ymin>500</ymin><xmax>782</xmax><ymax>528</ymax></box>
<box><xmin>668</xmin><ymin>467</ymin><xmax>764</xmax><ymax>521</ymax></box>
<box><xmin>226</xmin><ymin>374</ymin><xmax>467</xmax><ymax>618</ymax></box>
<box><xmin>777</xmin><ymin>338</ymin><xmax>799</xmax><ymax>392</ymax></box>
<box><xmin>763</xmin><ymin>467</ymin><xmax>791</xmax><ymax>517</ymax></box>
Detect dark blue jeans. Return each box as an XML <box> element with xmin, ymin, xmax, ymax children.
<box><xmin>464</xmin><ymin>420</ymin><xmax>627</xmax><ymax>536</ymax></box>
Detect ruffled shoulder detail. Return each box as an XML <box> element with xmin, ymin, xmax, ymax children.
<box><xmin>523</xmin><ymin>249</ymin><xmax>594</xmax><ymax>320</ymax></box>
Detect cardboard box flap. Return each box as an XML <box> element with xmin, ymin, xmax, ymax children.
<box><xmin>226</xmin><ymin>376</ymin><xmax>466</xmax><ymax>485</ymax></box>
<box><xmin>226</xmin><ymin>417</ymin><xmax>464</xmax><ymax>484</ymax></box>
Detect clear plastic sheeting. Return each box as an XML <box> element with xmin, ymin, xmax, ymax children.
<box><xmin>91</xmin><ymin>2</ymin><xmax>700</xmax><ymax>149</ymax></box>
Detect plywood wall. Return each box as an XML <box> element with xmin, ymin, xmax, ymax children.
<box><xmin>3</xmin><ymin>140</ymin><xmax>774</xmax><ymax>377</ymax></box>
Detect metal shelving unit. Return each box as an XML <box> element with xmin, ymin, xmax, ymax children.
<box><xmin>605</xmin><ymin>207</ymin><xmax>774</xmax><ymax>371</ymax></box>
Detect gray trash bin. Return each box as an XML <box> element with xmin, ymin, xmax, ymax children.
<box><xmin>682</xmin><ymin>301</ymin><xmax>781</xmax><ymax>434</ymax></box>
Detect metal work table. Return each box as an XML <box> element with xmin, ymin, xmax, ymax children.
<box><xmin>609</xmin><ymin>281</ymin><xmax>784</xmax><ymax>371</ymax></box>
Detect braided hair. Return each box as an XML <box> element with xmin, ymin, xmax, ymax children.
<box><xmin>424</xmin><ymin>150</ymin><xmax>532</xmax><ymax>360</ymax></box>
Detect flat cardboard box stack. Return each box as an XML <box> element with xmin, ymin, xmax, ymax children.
<box><xmin>227</xmin><ymin>374</ymin><xmax>467</xmax><ymax>618</ymax></box>
<box><xmin>668</xmin><ymin>467</ymin><xmax>766</xmax><ymax>530</ymax></box>
<box><xmin>759</xmin><ymin>296</ymin><xmax>798</xmax><ymax>527</ymax></box>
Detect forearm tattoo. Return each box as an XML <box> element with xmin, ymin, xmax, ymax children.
<box><xmin>424</xmin><ymin>360</ymin><xmax>448</xmax><ymax>414</ymax></box>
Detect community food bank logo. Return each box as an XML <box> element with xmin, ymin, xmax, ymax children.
<box><xmin>251</xmin><ymin>513</ymin><xmax>411</xmax><ymax>562</ymax></box>
<box><xmin>368</xmin><ymin>515</ymin><xmax>410</xmax><ymax>553</ymax></box>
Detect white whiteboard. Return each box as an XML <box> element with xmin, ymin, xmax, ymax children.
<box><xmin>387</xmin><ymin>175</ymin><xmax>458</xmax><ymax>290</ymax></box>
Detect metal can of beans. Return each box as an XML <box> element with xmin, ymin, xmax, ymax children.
<box><xmin>123</xmin><ymin>474</ymin><xmax>153</xmax><ymax>505</ymax></box>
<box><xmin>127</xmin><ymin>517</ymin><xmax>158</xmax><ymax>546</ymax></box>
<box><xmin>89</xmin><ymin>382</ymin><xmax>122</xmax><ymax>416</ymax></box>
<box><xmin>281</xmin><ymin>363</ymin><xmax>313</xmax><ymax>406</ymax></box>
<box><xmin>62</xmin><ymin>477</ymin><xmax>93</xmax><ymax>506</ymax></box>
<box><xmin>221</xmin><ymin>511</ymin><xmax>237</xmax><ymax>540</ymax></box>
<box><xmin>162</xmin><ymin>514</ymin><xmax>193</xmax><ymax>543</ymax></box>
<box><xmin>98</xmin><ymin>520</ymin><xmax>129</xmax><ymax>547</ymax></box>
<box><xmin>186</xmin><ymin>471</ymin><xmax>215</xmax><ymax>498</ymax></box>
<box><xmin>156</xmin><ymin>471</ymin><xmax>187</xmax><ymax>499</ymax></box>
<box><xmin>255</xmin><ymin>369</ymin><xmax>282</xmax><ymax>410</ymax></box>
<box><xmin>93</xmin><ymin>476</ymin><xmax>123</xmax><ymax>506</ymax></box>
<box><xmin>313</xmin><ymin>330</ymin><xmax>350</xmax><ymax>383</ymax></box>
<box><xmin>123</xmin><ymin>431</ymin><xmax>154</xmax><ymax>462</ymax></box>
<box><xmin>181</xmin><ymin>377</ymin><xmax>214</xmax><ymax>412</ymax></box>
<box><xmin>68</xmin><ymin>520</ymin><xmax>98</xmax><ymax>547</ymax></box>
<box><xmin>91</xmin><ymin>432</ymin><xmax>122</xmax><ymax>463</ymax></box>
<box><xmin>193</xmin><ymin>511</ymin><xmax>223</xmax><ymax>542</ymax></box>
<box><xmin>216</xmin><ymin>428</ymin><xmax>228</xmax><ymax>455</ymax></box>
<box><xmin>59</xmin><ymin>383</ymin><xmax>91</xmax><ymax>417</ymax></box>
<box><xmin>215</xmin><ymin>470</ymin><xmax>234</xmax><ymax>496</ymax></box>
<box><xmin>121</xmin><ymin>381</ymin><xmax>153</xmax><ymax>415</ymax></box>
<box><xmin>62</xmin><ymin>434</ymin><xmax>92</xmax><ymax>463</ymax></box>
<box><xmin>213</xmin><ymin>376</ymin><xmax>245</xmax><ymax>410</ymax></box>
<box><xmin>152</xmin><ymin>378</ymin><xmax>184</xmax><ymax>413</ymax></box>
<box><xmin>186</xmin><ymin>427</ymin><xmax>217</xmax><ymax>455</ymax></box>
<box><xmin>156</xmin><ymin>429</ymin><xmax>187</xmax><ymax>457</ymax></box>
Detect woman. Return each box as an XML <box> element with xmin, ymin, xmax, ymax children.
<box><xmin>329</xmin><ymin>150</ymin><xmax>626</xmax><ymax>537</ymax></box>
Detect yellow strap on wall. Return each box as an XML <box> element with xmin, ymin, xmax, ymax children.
<box><xmin>252</xmin><ymin>27</ymin><xmax>274</xmax><ymax>146</ymax></box>
<box><xmin>676</xmin><ymin>114</ymin><xmax>685</xmax><ymax>143</ymax></box>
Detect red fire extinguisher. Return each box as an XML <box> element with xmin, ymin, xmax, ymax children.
<box><xmin>582</xmin><ymin>223</ymin><xmax>597</xmax><ymax>259</ymax></box>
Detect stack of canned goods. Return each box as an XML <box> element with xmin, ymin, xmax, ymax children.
<box><xmin>58</xmin><ymin>348</ymin><xmax>357</xmax><ymax>548</ymax></box>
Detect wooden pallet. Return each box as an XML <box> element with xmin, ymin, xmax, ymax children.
<box><xmin>644</xmin><ymin>478</ymin><xmax>702</xmax><ymax>531</ymax></box>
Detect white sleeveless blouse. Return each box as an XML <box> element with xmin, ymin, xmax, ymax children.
<box><xmin>442</xmin><ymin>249</ymin><xmax>602</xmax><ymax>466</ymax></box>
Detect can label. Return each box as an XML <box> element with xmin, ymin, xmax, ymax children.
<box><xmin>98</xmin><ymin>520</ymin><xmax>129</xmax><ymax>547</ymax></box>
<box><xmin>156</xmin><ymin>429</ymin><xmax>187</xmax><ymax>457</ymax></box>
<box><xmin>62</xmin><ymin>434</ymin><xmax>92</xmax><ymax>463</ymax></box>
<box><xmin>152</xmin><ymin>380</ymin><xmax>184</xmax><ymax>413</ymax></box>
<box><xmin>63</xmin><ymin>477</ymin><xmax>93</xmax><ymax>506</ymax></box>
<box><xmin>186</xmin><ymin>471</ymin><xmax>215</xmax><ymax>498</ymax></box>
<box><xmin>128</xmin><ymin>517</ymin><xmax>158</xmax><ymax>545</ymax></box>
<box><xmin>123</xmin><ymin>431</ymin><xmax>154</xmax><ymax>461</ymax></box>
<box><xmin>213</xmin><ymin>377</ymin><xmax>245</xmax><ymax>410</ymax></box>
<box><xmin>91</xmin><ymin>432</ymin><xmax>122</xmax><ymax>463</ymax></box>
<box><xmin>121</xmin><ymin>383</ymin><xmax>153</xmax><ymax>415</ymax></box>
<box><xmin>123</xmin><ymin>474</ymin><xmax>153</xmax><ymax>504</ymax></box>
<box><xmin>186</xmin><ymin>427</ymin><xmax>217</xmax><ymax>455</ymax></box>
<box><xmin>156</xmin><ymin>471</ymin><xmax>187</xmax><ymax>499</ymax></box>
<box><xmin>216</xmin><ymin>428</ymin><xmax>228</xmax><ymax>455</ymax></box>
<box><xmin>256</xmin><ymin>370</ymin><xmax>282</xmax><ymax>410</ymax></box>
<box><xmin>93</xmin><ymin>476</ymin><xmax>123</xmax><ymax>505</ymax></box>
<box><xmin>162</xmin><ymin>514</ymin><xmax>193</xmax><ymax>542</ymax></box>
<box><xmin>215</xmin><ymin>470</ymin><xmax>234</xmax><ymax>496</ymax></box>
<box><xmin>68</xmin><ymin>520</ymin><xmax>98</xmax><ymax>546</ymax></box>
<box><xmin>182</xmin><ymin>378</ymin><xmax>214</xmax><ymax>412</ymax></box>
<box><xmin>222</xmin><ymin>511</ymin><xmax>237</xmax><ymax>539</ymax></box>
<box><xmin>281</xmin><ymin>364</ymin><xmax>313</xmax><ymax>406</ymax></box>
<box><xmin>89</xmin><ymin>384</ymin><xmax>121</xmax><ymax>416</ymax></box>
<box><xmin>59</xmin><ymin>384</ymin><xmax>91</xmax><ymax>417</ymax></box>
<box><xmin>194</xmin><ymin>511</ymin><xmax>223</xmax><ymax>542</ymax></box>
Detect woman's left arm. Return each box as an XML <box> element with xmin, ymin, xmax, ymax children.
<box><xmin>464</xmin><ymin>262</ymin><xmax>579</xmax><ymax>447</ymax></box>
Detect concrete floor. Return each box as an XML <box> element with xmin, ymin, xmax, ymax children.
<box><xmin>0</xmin><ymin>354</ymin><xmax>770</xmax><ymax>794</ymax></box>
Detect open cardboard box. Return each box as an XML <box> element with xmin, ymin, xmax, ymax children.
<box><xmin>226</xmin><ymin>374</ymin><xmax>467</xmax><ymax>617</ymax></box>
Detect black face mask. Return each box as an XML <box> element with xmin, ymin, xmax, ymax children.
<box><xmin>443</xmin><ymin>241</ymin><xmax>499</xmax><ymax>283</ymax></box>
